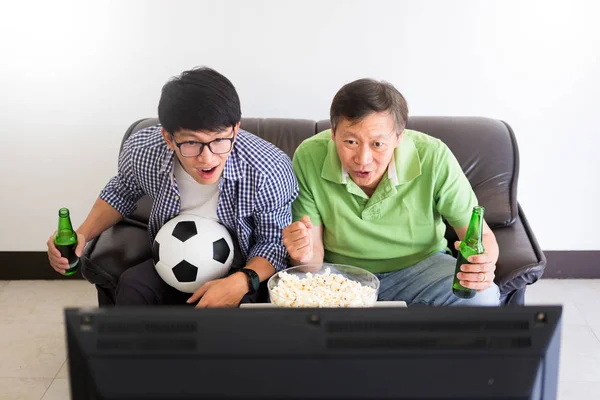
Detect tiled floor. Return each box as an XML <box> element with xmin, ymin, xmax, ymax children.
<box><xmin>0</xmin><ymin>280</ymin><xmax>96</xmax><ymax>400</ymax></box>
<box><xmin>0</xmin><ymin>279</ymin><xmax>599</xmax><ymax>399</ymax></box>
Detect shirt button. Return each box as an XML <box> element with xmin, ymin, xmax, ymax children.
<box><xmin>174</xmin><ymin>195</ymin><xmax>180</xmax><ymax>200</ymax></box>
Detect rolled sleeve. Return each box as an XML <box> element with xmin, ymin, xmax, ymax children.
<box><xmin>99</xmin><ymin>139</ymin><xmax>145</xmax><ymax>217</ymax></box>
<box><xmin>247</xmin><ymin>159</ymin><xmax>299</xmax><ymax>271</ymax></box>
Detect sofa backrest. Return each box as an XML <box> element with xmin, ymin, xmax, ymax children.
<box><xmin>121</xmin><ymin>116</ymin><xmax>519</xmax><ymax>229</ymax></box>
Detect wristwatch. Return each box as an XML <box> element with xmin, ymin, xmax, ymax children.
<box><xmin>237</xmin><ymin>269</ymin><xmax>260</xmax><ymax>294</ymax></box>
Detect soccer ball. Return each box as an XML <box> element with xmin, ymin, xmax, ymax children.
<box><xmin>152</xmin><ymin>214</ymin><xmax>234</xmax><ymax>293</ymax></box>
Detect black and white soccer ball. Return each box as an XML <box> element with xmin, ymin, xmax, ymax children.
<box><xmin>152</xmin><ymin>214</ymin><xmax>234</xmax><ymax>293</ymax></box>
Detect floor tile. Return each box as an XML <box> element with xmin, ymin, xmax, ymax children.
<box><xmin>576</xmin><ymin>301</ymin><xmax>600</xmax><ymax>326</ymax></box>
<box><xmin>560</xmin><ymin>325</ymin><xmax>600</xmax><ymax>357</ymax></box>
<box><xmin>0</xmin><ymin>378</ymin><xmax>52</xmax><ymax>400</ymax></box>
<box><xmin>560</xmin><ymin>303</ymin><xmax>588</xmax><ymax>326</ymax></box>
<box><xmin>55</xmin><ymin>360</ymin><xmax>68</xmax><ymax>379</ymax></box>
<box><xmin>559</xmin><ymin>353</ymin><xmax>600</xmax><ymax>382</ymax></box>
<box><xmin>40</xmin><ymin>378</ymin><xmax>69</xmax><ymax>400</ymax></box>
<box><xmin>0</xmin><ymin>322</ymin><xmax>66</xmax><ymax>378</ymax></box>
<box><xmin>526</xmin><ymin>279</ymin><xmax>566</xmax><ymax>304</ymax></box>
<box><xmin>527</xmin><ymin>280</ymin><xmax>600</xmax><ymax>307</ymax></box>
<box><xmin>590</xmin><ymin>325</ymin><xmax>600</xmax><ymax>342</ymax></box>
<box><xmin>559</xmin><ymin>280</ymin><xmax>600</xmax><ymax>307</ymax></box>
<box><xmin>0</xmin><ymin>280</ymin><xmax>97</xmax><ymax>324</ymax></box>
<box><xmin>558</xmin><ymin>380</ymin><xmax>600</xmax><ymax>400</ymax></box>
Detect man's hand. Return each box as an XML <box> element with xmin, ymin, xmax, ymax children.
<box><xmin>186</xmin><ymin>272</ymin><xmax>248</xmax><ymax>308</ymax></box>
<box><xmin>454</xmin><ymin>241</ymin><xmax>496</xmax><ymax>291</ymax></box>
<box><xmin>46</xmin><ymin>231</ymin><xmax>86</xmax><ymax>274</ymax></box>
<box><xmin>282</xmin><ymin>216</ymin><xmax>313</xmax><ymax>264</ymax></box>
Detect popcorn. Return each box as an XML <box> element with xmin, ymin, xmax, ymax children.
<box><xmin>270</xmin><ymin>267</ymin><xmax>377</xmax><ymax>307</ymax></box>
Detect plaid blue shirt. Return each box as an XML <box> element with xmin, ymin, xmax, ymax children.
<box><xmin>99</xmin><ymin>125</ymin><xmax>299</xmax><ymax>272</ymax></box>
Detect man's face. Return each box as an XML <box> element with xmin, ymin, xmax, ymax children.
<box><xmin>162</xmin><ymin>122</ymin><xmax>239</xmax><ymax>185</ymax></box>
<box><xmin>332</xmin><ymin>112</ymin><xmax>402</xmax><ymax>195</ymax></box>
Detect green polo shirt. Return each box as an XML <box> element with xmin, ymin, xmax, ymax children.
<box><xmin>291</xmin><ymin>129</ymin><xmax>477</xmax><ymax>274</ymax></box>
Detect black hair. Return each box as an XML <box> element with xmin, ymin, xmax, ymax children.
<box><xmin>330</xmin><ymin>78</ymin><xmax>408</xmax><ymax>134</ymax></box>
<box><xmin>158</xmin><ymin>66</ymin><xmax>241</xmax><ymax>134</ymax></box>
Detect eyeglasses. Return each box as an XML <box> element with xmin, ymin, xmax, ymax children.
<box><xmin>172</xmin><ymin>128</ymin><xmax>235</xmax><ymax>157</ymax></box>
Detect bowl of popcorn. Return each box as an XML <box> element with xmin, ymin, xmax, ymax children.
<box><xmin>267</xmin><ymin>263</ymin><xmax>380</xmax><ymax>308</ymax></box>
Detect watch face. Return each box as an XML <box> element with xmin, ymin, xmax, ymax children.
<box><xmin>243</xmin><ymin>269</ymin><xmax>260</xmax><ymax>293</ymax></box>
<box><xmin>249</xmin><ymin>271</ymin><xmax>260</xmax><ymax>291</ymax></box>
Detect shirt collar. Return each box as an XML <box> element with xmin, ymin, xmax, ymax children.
<box><xmin>222</xmin><ymin>147</ymin><xmax>245</xmax><ymax>181</ymax></box>
<box><xmin>159</xmin><ymin>149</ymin><xmax>175</xmax><ymax>175</ymax></box>
<box><xmin>393</xmin><ymin>132</ymin><xmax>421</xmax><ymax>184</ymax></box>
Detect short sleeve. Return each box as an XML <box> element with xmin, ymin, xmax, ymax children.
<box><xmin>434</xmin><ymin>144</ymin><xmax>478</xmax><ymax>228</ymax></box>
<box><xmin>291</xmin><ymin>145</ymin><xmax>323</xmax><ymax>226</ymax></box>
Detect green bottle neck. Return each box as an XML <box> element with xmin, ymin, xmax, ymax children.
<box><xmin>56</xmin><ymin>209</ymin><xmax>76</xmax><ymax>241</ymax></box>
<box><xmin>463</xmin><ymin>207</ymin><xmax>484</xmax><ymax>250</ymax></box>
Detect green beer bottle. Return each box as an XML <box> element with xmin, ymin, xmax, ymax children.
<box><xmin>54</xmin><ymin>208</ymin><xmax>80</xmax><ymax>276</ymax></box>
<box><xmin>452</xmin><ymin>206</ymin><xmax>485</xmax><ymax>299</ymax></box>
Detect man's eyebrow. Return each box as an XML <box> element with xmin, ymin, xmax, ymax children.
<box><xmin>340</xmin><ymin>131</ymin><xmax>358</xmax><ymax>139</ymax></box>
<box><xmin>339</xmin><ymin>130</ymin><xmax>393</xmax><ymax>140</ymax></box>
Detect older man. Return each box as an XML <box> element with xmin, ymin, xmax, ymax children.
<box><xmin>282</xmin><ymin>78</ymin><xmax>500</xmax><ymax>306</ymax></box>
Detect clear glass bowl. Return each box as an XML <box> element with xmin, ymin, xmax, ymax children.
<box><xmin>267</xmin><ymin>263</ymin><xmax>380</xmax><ymax>308</ymax></box>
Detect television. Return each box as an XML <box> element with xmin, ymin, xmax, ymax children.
<box><xmin>65</xmin><ymin>305</ymin><xmax>562</xmax><ymax>399</ymax></box>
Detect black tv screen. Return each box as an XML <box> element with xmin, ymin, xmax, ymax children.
<box><xmin>65</xmin><ymin>306</ymin><xmax>562</xmax><ymax>399</ymax></box>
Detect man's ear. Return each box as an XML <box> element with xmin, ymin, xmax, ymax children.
<box><xmin>162</xmin><ymin>128</ymin><xmax>176</xmax><ymax>150</ymax></box>
<box><xmin>233</xmin><ymin>121</ymin><xmax>241</xmax><ymax>138</ymax></box>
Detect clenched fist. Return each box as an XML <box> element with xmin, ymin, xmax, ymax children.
<box><xmin>282</xmin><ymin>216</ymin><xmax>314</xmax><ymax>264</ymax></box>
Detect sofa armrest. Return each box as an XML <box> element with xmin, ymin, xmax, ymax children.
<box><xmin>493</xmin><ymin>204</ymin><xmax>547</xmax><ymax>295</ymax></box>
<box><xmin>81</xmin><ymin>218</ymin><xmax>152</xmax><ymax>288</ymax></box>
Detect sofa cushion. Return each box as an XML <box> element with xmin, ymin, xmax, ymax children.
<box><xmin>240</xmin><ymin>118</ymin><xmax>316</xmax><ymax>160</ymax></box>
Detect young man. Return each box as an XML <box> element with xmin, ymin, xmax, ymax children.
<box><xmin>47</xmin><ymin>67</ymin><xmax>298</xmax><ymax>307</ymax></box>
<box><xmin>282</xmin><ymin>78</ymin><xmax>500</xmax><ymax>306</ymax></box>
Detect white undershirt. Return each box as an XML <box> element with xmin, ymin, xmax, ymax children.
<box><xmin>173</xmin><ymin>159</ymin><xmax>220</xmax><ymax>221</ymax></box>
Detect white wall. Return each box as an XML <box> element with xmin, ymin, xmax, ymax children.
<box><xmin>1</xmin><ymin>0</ymin><xmax>598</xmax><ymax>251</ymax></box>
